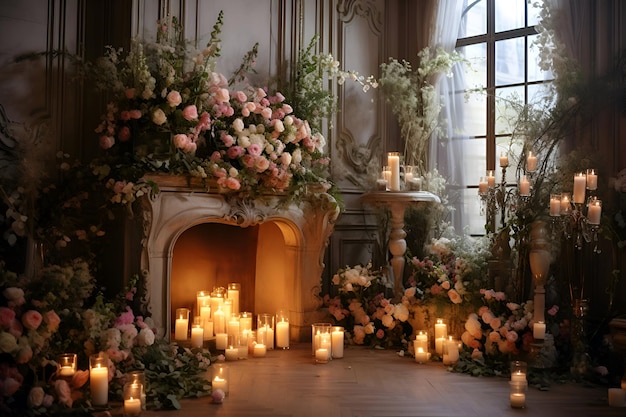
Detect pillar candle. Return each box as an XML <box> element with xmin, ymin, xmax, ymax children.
<box><xmin>519</xmin><ymin>175</ymin><xmax>531</xmax><ymax>196</ymax></box>
<box><xmin>331</xmin><ymin>327</ymin><xmax>344</xmax><ymax>359</ymax></box>
<box><xmin>227</xmin><ymin>283</ymin><xmax>240</xmax><ymax>315</ymax></box>
<box><xmin>124</xmin><ymin>397</ymin><xmax>142</xmax><ymax>417</ymax></box>
<box><xmin>487</xmin><ymin>170</ymin><xmax>495</xmax><ymax>188</ymax></box>
<box><xmin>200</xmin><ymin>305</ymin><xmax>211</xmax><ymax>339</ymax></box>
<box><xmin>174</xmin><ymin>308</ymin><xmax>189</xmax><ymax>341</ymax></box>
<box><xmin>608</xmin><ymin>388</ymin><xmax>626</xmax><ymax>407</ymax></box>
<box><xmin>388</xmin><ymin>152</ymin><xmax>400</xmax><ymax>191</ymax></box>
<box><xmin>443</xmin><ymin>337</ymin><xmax>459</xmax><ymax>365</ymax></box>
<box><xmin>478</xmin><ymin>177</ymin><xmax>488</xmax><ymax>195</ymax></box>
<box><xmin>196</xmin><ymin>291</ymin><xmax>210</xmax><ymax>316</ymax></box>
<box><xmin>253</xmin><ymin>343</ymin><xmax>267</xmax><ymax>357</ymax></box>
<box><xmin>573</xmin><ymin>172</ymin><xmax>586</xmax><ymax>204</ymax></box>
<box><xmin>212</xmin><ymin>376</ymin><xmax>228</xmax><ymax>394</ymax></box>
<box><xmin>191</xmin><ymin>325</ymin><xmax>203</xmax><ymax>348</ymax></box>
<box><xmin>222</xmin><ymin>300</ymin><xmax>233</xmax><ymax>333</ymax></box>
<box><xmin>526</xmin><ymin>151</ymin><xmax>537</xmax><ymax>172</ymax></box>
<box><xmin>415</xmin><ymin>346</ymin><xmax>430</xmax><ymax>363</ymax></box>
<box><xmin>382</xmin><ymin>166</ymin><xmax>391</xmax><ymax>183</ymax></box>
<box><xmin>414</xmin><ymin>331</ymin><xmax>428</xmax><ymax>352</ymax></box>
<box><xmin>89</xmin><ymin>363</ymin><xmax>109</xmax><ymax>406</ymax></box>
<box><xmin>500</xmin><ymin>152</ymin><xmax>509</xmax><ymax>167</ymax></box>
<box><xmin>435</xmin><ymin>337</ymin><xmax>446</xmax><ymax>355</ymax></box>
<box><xmin>276</xmin><ymin>320</ymin><xmax>290</xmax><ymax>349</ymax></box>
<box><xmin>549</xmin><ymin>194</ymin><xmax>561</xmax><ymax>216</ymax></box>
<box><xmin>315</xmin><ymin>348</ymin><xmax>329</xmax><ymax>363</ymax></box>
<box><xmin>204</xmin><ymin>320</ymin><xmax>214</xmax><ymax>339</ymax></box>
<box><xmin>586</xmin><ymin>168</ymin><xmax>598</xmax><ymax>191</ymax></box>
<box><xmin>587</xmin><ymin>199</ymin><xmax>602</xmax><ymax>225</ymax></box>
<box><xmin>215</xmin><ymin>333</ymin><xmax>228</xmax><ymax>350</ymax></box>
<box><xmin>213</xmin><ymin>307</ymin><xmax>225</xmax><ymax>335</ymax></box>
<box><xmin>533</xmin><ymin>321</ymin><xmax>546</xmax><ymax>340</ymax></box>
<box><xmin>239</xmin><ymin>312</ymin><xmax>253</xmax><ymax>332</ymax></box>
<box><xmin>258</xmin><ymin>325</ymin><xmax>274</xmax><ymax>350</ymax></box>
<box><xmin>434</xmin><ymin>319</ymin><xmax>447</xmax><ymax>340</ymax></box>
<box><xmin>510</xmin><ymin>392</ymin><xmax>526</xmax><ymax>408</ymax></box>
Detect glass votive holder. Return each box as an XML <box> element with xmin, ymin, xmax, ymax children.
<box><xmin>227</xmin><ymin>282</ymin><xmax>241</xmax><ymax>314</ymax></box>
<box><xmin>257</xmin><ymin>313</ymin><xmax>274</xmax><ymax>350</ymax></box>
<box><xmin>312</xmin><ymin>323</ymin><xmax>332</xmax><ymax>363</ymax></box>
<box><xmin>275</xmin><ymin>310</ymin><xmax>290</xmax><ymax>349</ymax></box>
<box><xmin>174</xmin><ymin>308</ymin><xmax>190</xmax><ymax>341</ymax></box>
<box><xmin>89</xmin><ymin>352</ymin><xmax>109</xmax><ymax>407</ymax></box>
<box><xmin>239</xmin><ymin>311</ymin><xmax>253</xmax><ymax>332</ymax></box>
<box><xmin>414</xmin><ymin>331</ymin><xmax>429</xmax><ymax>352</ymax></box>
<box><xmin>442</xmin><ymin>336</ymin><xmax>459</xmax><ymax>365</ymax></box>
<box><xmin>128</xmin><ymin>371</ymin><xmax>146</xmax><ymax>410</ymax></box>
<box><xmin>238</xmin><ymin>330</ymin><xmax>250</xmax><ymax>359</ymax></box>
<box><xmin>212</xmin><ymin>363</ymin><xmax>229</xmax><ymax>395</ymax></box>
<box><xmin>191</xmin><ymin>317</ymin><xmax>204</xmax><ymax>349</ymax></box>
<box><xmin>57</xmin><ymin>353</ymin><xmax>77</xmax><ymax>378</ymax></box>
<box><xmin>509</xmin><ymin>381</ymin><xmax>528</xmax><ymax>408</ymax></box>
<box><xmin>510</xmin><ymin>360</ymin><xmax>527</xmax><ymax>383</ymax></box>
<box><xmin>331</xmin><ymin>326</ymin><xmax>344</xmax><ymax>359</ymax></box>
<box><xmin>123</xmin><ymin>382</ymin><xmax>143</xmax><ymax>417</ymax></box>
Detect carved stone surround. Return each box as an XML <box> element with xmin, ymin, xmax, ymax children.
<box><xmin>139</xmin><ymin>175</ymin><xmax>339</xmax><ymax>341</ymax></box>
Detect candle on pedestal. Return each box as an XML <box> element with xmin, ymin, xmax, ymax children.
<box><xmin>486</xmin><ymin>170</ymin><xmax>495</xmax><ymax>188</ymax></box>
<box><xmin>561</xmin><ymin>192</ymin><xmax>571</xmax><ymax>214</ymax></box>
<box><xmin>573</xmin><ymin>172</ymin><xmax>586</xmax><ymax>204</ymax></box>
<box><xmin>388</xmin><ymin>152</ymin><xmax>401</xmax><ymax>191</ymax></box>
<box><xmin>500</xmin><ymin>152</ymin><xmax>509</xmax><ymax>168</ymax></box>
<box><xmin>587</xmin><ymin>198</ymin><xmax>602</xmax><ymax>225</ymax></box>
<box><xmin>533</xmin><ymin>321</ymin><xmax>546</xmax><ymax>340</ymax></box>
<box><xmin>586</xmin><ymin>168</ymin><xmax>598</xmax><ymax>191</ymax></box>
<box><xmin>478</xmin><ymin>177</ymin><xmax>488</xmax><ymax>195</ymax></box>
<box><xmin>549</xmin><ymin>194</ymin><xmax>561</xmax><ymax>216</ymax></box>
<box><xmin>526</xmin><ymin>151</ymin><xmax>537</xmax><ymax>172</ymax></box>
<box><xmin>519</xmin><ymin>175</ymin><xmax>531</xmax><ymax>196</ymax></box>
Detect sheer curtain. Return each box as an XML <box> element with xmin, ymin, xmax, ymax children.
<box><xmin>426</xmin><ymin>1</ymin><xmax>468</xmax><ymax>233</ymax></box>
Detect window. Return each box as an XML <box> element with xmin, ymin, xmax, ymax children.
<box><xmin>455</xmin><ymin>0</ymin><xmax>552</xmax><ymax>235</ymax></box>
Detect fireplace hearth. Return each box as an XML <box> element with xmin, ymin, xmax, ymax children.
<box><xmin>138</xmin><ymin>175</ymin><xmax>339</xmax><ymax>342</ymax></box>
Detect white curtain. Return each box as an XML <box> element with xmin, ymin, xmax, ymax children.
<box><xmin>426</xmin><ymin>0</ymin><xmax>467</xmax><ymax>233</ymax></box>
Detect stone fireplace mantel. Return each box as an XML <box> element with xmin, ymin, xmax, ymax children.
<box><xmin>138</xmin><ymin>175</ymin><xmax>340</xmax><ymax>341</ymax></box>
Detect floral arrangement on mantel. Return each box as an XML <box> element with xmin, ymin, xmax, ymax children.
<box><xmin>90</xmin><ymin>14</ymin><xmax>376</xmax><ymax>205</ymax></box>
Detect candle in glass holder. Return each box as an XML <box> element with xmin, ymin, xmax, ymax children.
<box><xmin>225</xmin><ymin>345</ymin><xmax>239</xmax><ymax>361</ymax></box>
<box><xmin>123</xmin><ymin>382</ymin><xmax>143</xmax><ymax>417</ymax></box>
<box><xmin>89</xmin><ymin>353</ymin><xmax>109</xmax><ymax>407</ymax></box>
<box><xmin>196</xmin><ymin>290</ymin><xmax>210</xmax><ymax>316</ymax></box>
<box><xmin>174</xmin><ymin>308</ymin><xmax>189</xmax><ymax>341</ymax></box>
<box><xmin>549</xmin><ymin>194</ymin><xmax>561</xmax><ymax>216</ymax></box>
<box><xmin>486</xmin><ymin>170</ymin><xmax>495</xmax><ymax>188</ymax></box>
<box><xmin>587</xmin><ymin>198</ymin><xmax>602</xmax><ymax>225</ymax></box>
<box><xmin>388</xmin><ymin>152</ymin><xmax>401</xmax><ymax>191</ymax></box>
<box><xmin>414</xmin><ymin>331</ymin><xmax>429</xmax><ymax>352</ymax></box>
<box><xmin>212</xmin><ymin>364</ymin><xmax>229</xmax><ymax>395</ymax></box>
<box><xmin>526</xmin><ymin>151</ymin><xmax>537</xmax><ymax>172</ymax></box>
<box><xmin>276</xmin><ymin>311</ymin><xmax>290</xmax><ymax>349</ymax></box>
<box><xmin>500</xmin><ymin>151</ymin><xmax>509</xmax><ymax>167</ymax></box>
<box><xmin>478</xmin><ymin>177</ymin><xmax>488</xmax><ymax>195</ymax></box>
<box><xmin>573</xmin><ymin>172</ymin><xmax>586</xmax><ymax>204</ymax></box>
<box><xmin>510</xmin><ymin>361</ymin><xmax>527</xmax><ymax>383</ymax></box>
<box><xmin>128</xmin><ymin>371</ymin><xmax>146</xmax><ymax>410</ymax></box>
<box><xmin>586</xmin><ymin>168</ymin><xmax>598</xmax><ymax>191</ymax></box>
<box><xmin>215</xmin><ymin>333</ymin><xmax>228</xmax><ymax>350</ymax></box>
<box><xmin>227</xmin><ymin>283</ymin><xmax>240</xmax><ymax>315</ymax></box>
<box><xmin>257</xmin><ymin>313</ymin><xmax>274</xmax><ymax>350</ymax></box>
<box><xmin>519</xmin><ymin>175</ymin><xmax>531</xmax><ymax>196</ymax></box>
<box><xmin>561</xmin><ymin>192</ymin><xmax>571</xmax><ymax>214</ymax></box>
<box><xmin>331</xmin><ymin>326</ymin><xmax>344</xmax><ymax>359</ymax></box>
<box><xmin>442</xmin><ymin>336</ymin><xmax>459</xmax><ymax>365</ymax></box>
<box><xmin>414</xmin><ymin>346</ymin><xmax>430</xmax><ymax>363</ymax></box>
<box><xmin>57</xmin><ymin>353</ymin><xmax>77</xmax><ymax>377</ymax></box>
<box><xmin>509</xmin><ymin>381</ymin><xmax>527</xmax><ymax>408</ymax></box>
<box><xmin>191</xmin><ymin>318</ymin><xmax>204</xmax><ymax>348</ymax></box>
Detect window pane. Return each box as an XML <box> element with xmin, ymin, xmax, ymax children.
<box><xmin>528</xmin><ymin>34</ymin><xmax>553</xmax><ymax>82</ymax></box>
<box><xmin>460</xmin><ymin>90</ymin><xmax>487</xmax><ymax>137</ymax></box>
<box><xmin>460</xmin><ymin>0</ymin><xmax>486</xmax><ymax>38</ymax></box>
<box><xmin>495</xmin><ymin>86</ymin><xmax>524</xmax><ymax>135</ymax></box>
<box><xmin>461</xmin><ymin>188</ymin><xmax>486</xmax><ymax>235</ymax></box>
<box><xmin>496</xmin><ymin>37</ymin><xmax>525</xmax><ymax>86</ymax></box>
<box><xmin>459</xmin><ymin>43</ymin><xmax>486</xmax><ymax>89</ymax></box>
<box><xmin>528</xmin><ymin>0</ymin><xmax>544</xmax><ymax>26</ymax></box>
<box><xmin>495</xmin><ymin>0</ymin><xmax>525</xmax><ymax>32</ymax></box>
<box><xmin>528</xmin><ymin>82</ymin><xmax>554</xmax><ymax>106</ymax></box>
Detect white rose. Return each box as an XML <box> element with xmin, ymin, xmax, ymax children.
<box><xmin>233</xmin><ymin>118</ymin><xmax>245</xmax><ymax>133</ymax></box>
<box><xmin>0</xmin><ymin>331</ymin><xmax>18</xmax><ymax>353</ymax></box>
<box><xmin>152</xmin><ymin>108</ymin><xmax>167</xmax><ymax>125</ymax></box>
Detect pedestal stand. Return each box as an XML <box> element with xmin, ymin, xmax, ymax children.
<box><xmin>360</xmin><ymin>191</ymin><xmax>441</xmax><ymax>300</ymax></box>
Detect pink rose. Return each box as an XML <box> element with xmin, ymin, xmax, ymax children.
<box><xmin>220</xmin><ymin>133</ymin><xmax>235</xmax><ymax>147</ymax></box>
<box><xmin>0</xmin><ymin>307</ymin><xmax>15</xmax><ymax>329</ymax></box>
<box><xmin>27</xmin><ymin>386</ymin><xmax>45</xmax><ymax>408</ymax></box>
<box><xmin>54</xmin><ymin>379</ymin><xmax>73</xmax><ymax>407</ymax></box>
<box><xmin>120</xmin><ymin>110</ymin><xmax>131</xmax><ymax>121</ymax></box>
<box><xmin>16</xmin><ymin>345</ymin><xmax>33</xmax><ymax>364</ymax></box>
<box><xmin>99</xmin><ymin>135</ymin><xmax>115</xmax><ymax>150</ymax></box>
<box><xmin>9</xmin><ymin>319</ymin><xmax>23</xmax><ymax>338</ymax></box>
<box><xmin>447</xmin><ymin>289</ymin><xmax>462</xmax><ymax>304</ymax></box>
<box><xmin>182</xmin><ymin>105</ymin><xmax>198</xmax><ymax>121</ymax></box>
<box><xmin>224</xmin><ymin>177</ymin><xmax>241</xmax><ymax>191</ymax></box>
<box><xmin>21</xmin><ymin>310</ymin><xmax>43</xmax><ymax>331</ymax></box>
<box><xmin>214</xmin><ymin>88</ymin><xmax>230</xmax><ymax>103</ymax></box>
<box><xmin>173</xmin><ymin>134</ymin><xmax>191</xmax><ymax>150</ymax></box>
<box><xmin>124</xmin><ymin>88</ymin><xmax>135</xmax><ymax>99</ymax></box>
<box><xmin>255</xmin><ymin>157</ymin><xmax>270</xmax><ymax>172</ymax></box>
<box><xmin>247</xmin><ymin>143</ymin><xmax>261</xmax><ymax>156</ymax></box>
<box><xmin>234</xmin><ymin>91</ymin><xmax>247</xmax><ymax>102</ymax></box>
<box><xmin>129</xmin><ymin>110</ymin><xmax>142</xmax><ymax>119</ymax></box>
<box><xmin>166</xmin><ymin>90</ymin><xmax>182</xmax><ymax>107</ymax></box>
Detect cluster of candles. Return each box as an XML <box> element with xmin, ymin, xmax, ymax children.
<box><xmin>174</xmin><ymin>284</ymin><xmax>290</xmax><ymax>363</ymax></box>
<box><xmin>509</xmin><ymin>361</ymin><xmax>528</xmax><ymax>408</ymax></box>
<box><xmin>411</xmin><ymin>319</ymin><xmax>459</xmax><ymax>366</ymax></box>
<box><xmin>57</xmin><ymin>353</ymin><xmax>146</xmax><ymax>414</ymax></box>
<box><xmin>549</xmin><ymin>168</ymin><xmax>601</xmax><ymax>224</ymax></box>
<box><xmin>311</xmin><ymin>323</ymin><xmax>345</xmax><ymax>364</ymax></box>
<box><xmin>377</xmin><ymin>152</ymin><xmax>423</xmax><ymax>191</ymax></box>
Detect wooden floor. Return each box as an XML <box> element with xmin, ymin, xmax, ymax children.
<box><xmin>132</xmin><ymin>343</ymin><xmax>623</xmax><ymax>417</ymax></box>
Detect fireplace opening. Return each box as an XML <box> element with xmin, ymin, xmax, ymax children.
<box><xmin>170</xmin><ymin>221</ymin><xmax>297</xmax><ymax>332</ymax></box>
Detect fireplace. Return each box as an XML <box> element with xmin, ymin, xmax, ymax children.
<box><xmin>138</xmin><ymin>175</ymin><xmax>339</xmax><ymax>341</ymax></box>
